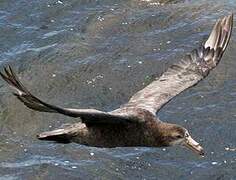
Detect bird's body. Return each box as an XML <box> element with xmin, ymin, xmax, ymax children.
<box><xmin>0</xmin><ymin>14</ymin><xmax>233</xmax><ymax>155</ymax></box>
<box><xmin>41</xmin><ymin>116</ymin><xmax>181</xmax><ymax>148</ymax></box>
<box><xmin>38</xmin><ymin>112</ymin><xmax>165</xmax><ymax>147</ymax></box>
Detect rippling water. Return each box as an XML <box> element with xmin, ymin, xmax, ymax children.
<box><xmin>0</xmin><ymin>0</ymin><xmax>236</xmax><ymax>179</ymax></box>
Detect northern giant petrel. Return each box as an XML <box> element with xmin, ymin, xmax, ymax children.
<box><xmin>0</xmin><ymin>14</ymin><xmax>233</xmax><ymax>155</ymax></box>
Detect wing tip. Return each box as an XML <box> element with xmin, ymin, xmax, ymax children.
<box><xmin>205</xmin><ymin>13</ymin><xmax>233</xmax><ymax>50</ymax></box>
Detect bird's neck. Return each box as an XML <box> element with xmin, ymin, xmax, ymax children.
<box><xmin>144</xmin><ymin>121</ymin><xmax>175</xmax><ymax>147</ymax></box>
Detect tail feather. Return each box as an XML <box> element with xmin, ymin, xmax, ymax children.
<box><xmin>37</xmin><ymin>123</ymin><xmax>84</xmax><ymax>143</ymax></box>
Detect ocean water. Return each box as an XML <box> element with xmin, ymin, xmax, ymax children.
<box><xmin>0</xmin><ymin>0</ymin><xmax>235</xmax><ymax>179</ymax></box>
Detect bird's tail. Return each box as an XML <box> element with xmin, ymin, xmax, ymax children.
<box><xmin>37</xmin><ymin>123</ymin><xmax>84</xmax><ymax>143</ymax></box>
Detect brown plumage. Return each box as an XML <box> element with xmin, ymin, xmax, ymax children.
<box><xmin>0</xmin><ymin>14</ymin><xmax>233</xmax><ymax>155</ymax></box>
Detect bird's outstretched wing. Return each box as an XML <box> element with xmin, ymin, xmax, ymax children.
<box><xmin>122</xmin><ymin>14</ymin><xmax>233</xmax><ymax>115</ymax></box>
<box><xmin>0</xmin><ymin>66</ymin><xmax>143</xmax><ymax>124</ymax></box>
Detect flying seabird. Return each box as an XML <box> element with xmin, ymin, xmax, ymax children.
<box><xmin>0</xmin><ymin>14</ymin><xmax>233</xmax><ymax>155</ymax></box>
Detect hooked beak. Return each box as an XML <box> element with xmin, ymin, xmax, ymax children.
<box><xmin>183</xmin><ymin>136</ymin><xmax>204</xmax><ymax>156</ymax></box>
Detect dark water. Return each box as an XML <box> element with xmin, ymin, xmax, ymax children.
<box><xmin>0</xmin><ymin>0</ymin><xmax>236</xmax><ymax>179</ymax></box>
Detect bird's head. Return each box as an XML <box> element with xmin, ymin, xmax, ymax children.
<box><xmin>158</xmin><ymin>123</ymin><xmax>204</xmax><ymax>156</ymax></box>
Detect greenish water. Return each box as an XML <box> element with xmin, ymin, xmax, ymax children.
<box><xmin>0</xmin><ymin>0</ymin><xmax>235</xmax><ymax>179</ymax></box>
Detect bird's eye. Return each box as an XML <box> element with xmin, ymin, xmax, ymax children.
<box><xmin>176</xmin><ymin>135</ymin><xmax>182</xmax><ymax>139</ymax></box>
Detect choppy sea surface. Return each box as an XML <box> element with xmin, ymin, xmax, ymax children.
<box><xmin>0</xmin><ymin>0</ymin><xmax>236</xmax><ymax>179</ymax></box>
